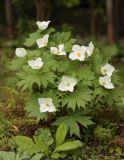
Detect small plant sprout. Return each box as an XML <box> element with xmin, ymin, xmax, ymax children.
<box><xmin>101</xmin><ymin>63</ymin><xmax>115</xmax><ymax>76</ymax></box>
<box><xmin>28</xmin><ymin>57</ymin><xmax>44</xmax><ymax>70</ymax></box>
<box><xmin>36</xmin><ymin>20</ymin><xmax>51</xmax><ymax>30</ymax></box>
<box><xmin>36</xmin><ymin>34</ymin><xmax>49</xmax><ymax>48</ymax></box>
<box><xmin>99</xmin><ymin>75</ymin><xmax>114</xmax><ymax>89</ymax></box>
<box><xmin>15</xmin><ymin>48</ymin><xmax>27</xmax><ymax>57</ymax></box>
<box><xmin>58</xmin><ymin>76</ymin><xmax>77</xmax><ymax>92</ymax></box>
<box><xmin>50</xmin><ymin>44</ymin><xmax>66</xmax><ymax>56</ymax></box>
<box><xmin>38</xmin><ymin>98</ymin><xmax>56</xmax><ymax>113</ymax></box>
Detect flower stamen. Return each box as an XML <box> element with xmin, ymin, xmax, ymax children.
<box><xmin>76</xmin><ymin>52</ymin><xmax>81</xmax><ymax>57</ymax></box>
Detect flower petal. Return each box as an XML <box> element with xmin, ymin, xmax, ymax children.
<box><xmin>99</xmin><ymin>75</ymin><xmax>114</xmax><ymax>89</ymax></box>
<box><xmin>36</xmin><ymin>34</ymin><xmax>49</xmax><ymax>48</ymax></box>
<box><xmin>36</xmin><ymin>21</ymin><xmax>50</xmax><ymax>30</ymax></box>
<box><xmin>69</xmin><ymin>52</ymin><xmax>77</xmax><ymax>60</ymax></box>
<box><xmin>58</xmin><ymin>76</ymin><xmax>77</xmax><ymax>92</ymax></box>
<box><xmin>101</xmin><ymin>63</ymin><xmax>115</xmax><ymax>76</ymax></box>
<box><xmin>58</xmin><ymin>44</ymin><xmax>64</xmax><ymax>52</ymax></box>
<box><xmin>72</xmin><ymin>45</ymin><xmax>81</xmax><ymax>51</ymax></box>
<box><xmin>104</xmin><ymin>83</ymin><xmax>114</xmax><ymax>89</ymax></box>
<box><xmin>50</xmin><ymin>47</ymin><xmax>58</xmax><ymax>55</ymax></box>
<box><xmin>15</xmin><ymin>48</ymin><xmax>27</xmax><ymax>57</ymax></box>
<box><xmin>39</xmin><ymin>105</ymin><xmax>48</xmax><ymax>113</ymax></box>
<box><xmin>48</xmin><ymin>105</ymin><xmax>56</xmax><ymax>112</ymax></box>
<box><xmin>86</xmin><ymin>41</ymin><xmax>94</xmax><ymax>57</ymax></box>
<box><xmin>38</xmin><ymin>98</ymin><xmax>56</xmax><ymax>113</ymax></box>
<box><xmin>28</xmin><ymin>57</ymin><xmax>44</xmax><ymax>69</ymax></box>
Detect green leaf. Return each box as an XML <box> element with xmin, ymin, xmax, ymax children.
<box><xmin>102</xmin><ymin>45</ymin><xmax>118</xmax><ymax>61</ymax></box>
<box><xmin>31</xmin><ymin>153</ymin><xmax>44</xmax><ymax>160</ymax></box>
<box><xmin>34</xmin><ymin>136</ymin><xmax>49</xmax><ymax>157</ymax></box>
<box><xmin>16</xmin><ymin>66</ymin><xmax>56</xmax><ymax>91</ymax></box>
<box><xmin>51</xmin><ymin>152</ymin><xmax>61</xmax><ymax>159</ymax></box>
<box><xmin>10</xmin><ymin>57</ymin><xmax>27</xmax><ymax>70</ymax></box>
<box><xmin>62</xmin><ymin>86</ymin><xmax>92</xmax><ymax>111</ymax></box>
<box><xmin>25</xmin><ymin>94</ymin><xmax>48</xmax><ymax>121</ymax></box>
<box><xmin>24</xmin><ymin>28</ymin><xmax>55</xmax><ymax>47</ymax></box>
<box><xmin>12</xmin><ymin>136</ymin><xmax>39</xmax><ymax>156</ymax></box>
<box><xmin>54</xmin><ymin>140</ymin><xmax>83</xmax><ymax>152</ymax></box>
<box><xmin>0</xmin><ymin>151</ymin><xmax>16</xmax><ymax>160</ymax></box>
<box><xmin>53</xmin><ymin>112</ymin><xmax>94</xmax><ymax>137</ymax></box>
<box><xmin>45</xmin><ymin>28</ymin><xmax>55</xmax><ymax>35</ymax></box>
<box><xmin>35</xmin><ymin>128</ymin><xmax>54</xmax><ymax>146</ymax></box>
<box><xmin>27</xmin><ymin>50</ymin><xmax>41</xmax><ymax>58</ymax></box>
<box><xmin>76</xmin><ymin>66</ymin><xmax>94</xmax><ymax>81</ymax></box>
<box><xmin>40</xmin><ymin>71</ymin><xmax>56</xmax><ymax>88</ymax></box>
<box><xmin>24</xmin><ymin>30</ymin><xmax>41</xmax><ymax>47</ymax></box>
<box><xmin>64</xmin><ymin>38</ymin><xmax>76</xmax><ymax>52</ymax></box>
<box><xmin>55</xmin><ymin>124</ymin><xmax>68</xmax><ymax>147</ymax></box>
<box><xmin>51</xmin><ymin>32</ymin><xmax>72</xmax><ymax>44</ymax></box>
<box><xmin>34</xmin><ymin>128</ymin><xmax>54</xmax><ymax>157</ymax></box>
<box><xmin>90</xmin><ymin>48</ymin><xmax>103</xmax><ymax>74</ymax></box>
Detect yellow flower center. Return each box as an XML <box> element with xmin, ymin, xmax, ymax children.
<box><xmin>102</xmin><ymin>82</ymin><xmax>106</xmax><ymax>85</ymax></box>
<box><xmin>46</xmin><ymin>103</ymin><xmax>49</xmax><ymax>109</ymax></box>
<box><xmin>44</xmin><ymin>42</ymin><xmax>47</xmax><ymax>46</ymax></box>
<box><xmin>104</xmin><ymin>69</ymin><xmax>107</xmax><ymax>73</ymax></box>
<box><xmin>76</xmin><ymin>52</ymin><xmax>81</xmax><ymax>57</ymax></box>
<box><xmin>66</xmin><ymin>82</ymin><xmax>70</xmax><ymax>86</ymax></box>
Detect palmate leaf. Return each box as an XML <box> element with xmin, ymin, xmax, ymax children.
<box><xmin>10</xmin><ymin>57</ymin><xmax>27</xmax><ymax>70</ymax></box>
<box><xmin>64</xmin><ymin>38</ymin><xmax>76</xmax><ymax>52</ymax></box>
<box><xmin>24</xmin><ymin>28</ymin><xmax>55</xmax><ymax>47</ymax></box>
<box><xmin>24</xmin><ymin>29</ymin><xmax>42</xmax><ymax>47</ymax></box>
<box><xmin>76</xmin><ymin>66</ymin><xmax>94</xmax><ymax>81</ymax></box>
<box><xmin>51</xmin><ymin>32</ymin><xmax>71</xmax><ymax>44</ymax></box>
<box><xmin>25</xmin><ymin>94</ymin><xmax>48</xmax><ymax>121</ymax></box>
<box><xmin>53</xmin><ymin>112</ymin><xmax>94</xmax><ymax>137</ymax></box>
<box><xmin>40</xmin><ymin>71</ymin><xmax>56</xmax><ymax>88</ymax></box>
<box><xmin>70</xmin><ymin>65</ymin><xmax>95</xmax><ymax>86</ymax></box>
<box><xmin>17</xmin><ymin>73</ymin><xmax>41</xmax><ymax>91</ymax></box>
<box><xmin>50</xmin><ymin>31</ymin><xmax>75</xmax><ymax>49</ymax></box>
<box><xmin>25</xmin><ymin>90</ymin><xmax>59</xmax><ymax>121</ymax></box>
<box><xmin>90</xmin><ymin>48</ymin><xmax>104</xmax><ymax>74</ymax></box>
<box><xmin>27</xmin><ymin>50</ymin><xmax>41</xmax><ymax>58</ymax></box>
<box><xmin>42</xmin><ymin>52</ymin><xmax>70</xmax><ymax>73</ymax></box>
<box><xmin>16</xmin><ymin>66</ymin><xmax>56</xmax><ymax>91</ymax></box>
<box><xmin>94</xmin><ymin>72</ymin><xmax>122</xmax><ymax>106</ymax></box>
<box><xmin>61</xmin><ymin>86</ymin><xmax>92</xmax><ymax>111</ymax></box>
<box><xmin>95</xmin><ymin>86</ymin><xmax>122</xmax><ymax>106</ymax></box>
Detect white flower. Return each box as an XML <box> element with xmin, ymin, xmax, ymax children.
<box><xmin>28</xmin><ymin>57</ymin><xmax>44</xmax><ymax>70</ymax></box>
<box><xmin>38</xmin><ymin>98</ymin><xmax>56</xmax><ymax>113</ymax></box>
<box><xmin>99</xmin><ymin>75</ymin><xmax>114</xmax><ymax>89</ymax></box>
<box><xmin>36</xmin><ymin>21</ymin><xmax>50</xmax><ymax>30</ymax></box>
<box><xmin>36</xmin><ymin>34</ymin><xmax>49</xmax><ymax>48</ymax></box>
<box><xmin>15</xmin><ymin>48</ymin><xmax>27</xmax><ymax>57</ymax></box>
<box><xmin>58</xmin><ymin>76</ymin><xmax>77</xmax><ymax>92</ymax></box>
<box><xmin>101</xmin><ymin>63</ymin><xmax>115</xmax><ymax>76</ymax></box>
<box><xmin>85</xmin><ymin>41</ymin><xmax>94</xmax><ymax>57</ymax></box>
<box><xmin>50</xmin><ymin>44</ymin><xmax>66</xmax><ymax>56</ymax></box>
<box><xmin>69</xmin><ymin>45</ymin><xmax>86</xmax><ymax>61</ymax></box>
